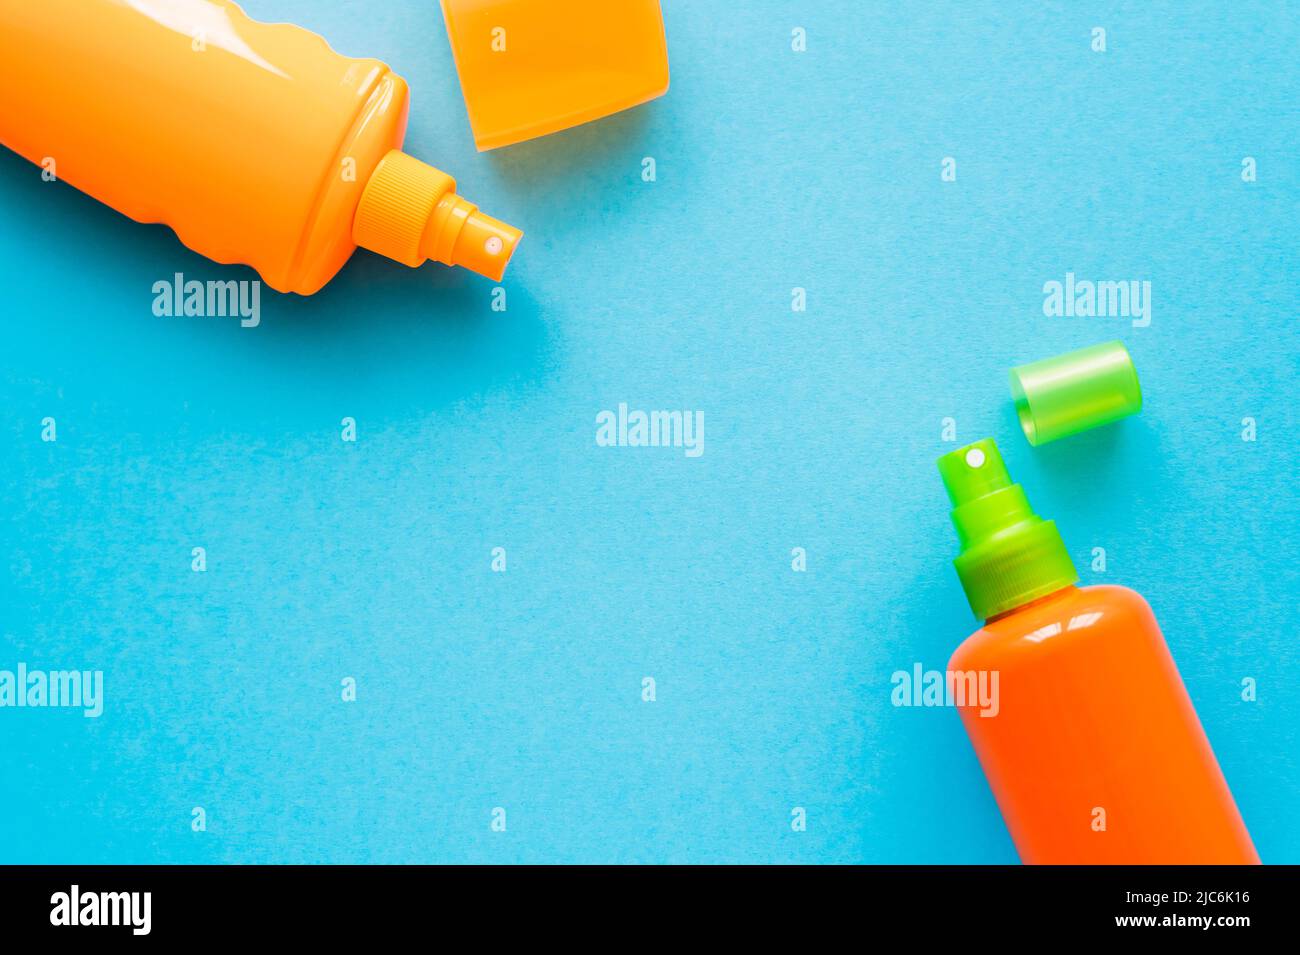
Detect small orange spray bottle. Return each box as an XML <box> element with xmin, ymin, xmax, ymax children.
<box><xmin>0</xmin><ymin>0</ymin><xmax>522</xmax><ymax>293</ymax></box>
<box><xmin>938</xmin><ymin>438</ymin><xmax>1258</xmax><ymax>864</ymax></box>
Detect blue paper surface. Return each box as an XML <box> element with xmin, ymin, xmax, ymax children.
<box><xmin>1</xmin><ymin>0</ymin><xmax>1297</xmax><ymax>863</ymax></box>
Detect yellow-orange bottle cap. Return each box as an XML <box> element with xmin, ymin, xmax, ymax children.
<box><xmin>439</xmin><ymin>0</ymin><xmax>670</xmax><ymax>151</ymax></box>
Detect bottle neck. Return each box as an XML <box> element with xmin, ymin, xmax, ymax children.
<box><xmin>986</xmin><ymin>583</ymin><xmax>1078</xmax><ymax>623</ymax></box>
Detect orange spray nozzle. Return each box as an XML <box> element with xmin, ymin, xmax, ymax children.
<box><xmin>421</xmin><ymin>194</ymin><xmax>522</xmax><ymax>283</ymax></box>
<box><xmin>353</xmin><ymin>149</ymin><xmax>521</xmax><ymax>281</ymax></box>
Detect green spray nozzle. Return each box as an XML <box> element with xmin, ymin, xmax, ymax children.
<box><xmin>937</xmin><ymin>439</ymin><xmax>1078</xmax><ymax>620</ymax></box>
<box><xmin>939</xmin><ymin>440</ymin><xmax>1013</xmax><ymax>508</ymax></box>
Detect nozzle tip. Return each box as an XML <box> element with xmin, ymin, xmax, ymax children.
<box><xmin>451</xmin><ymin>209</ymin><xmax>522</xmax><ymax>282</ymax></box>
<box><xmin>938</xmin><ymin>438</ymin><xmax>1011</xmax><ymax>507</ymax></box>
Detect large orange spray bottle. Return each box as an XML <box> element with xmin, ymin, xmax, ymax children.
<box><xmin>938</xmin><ymin>439</ymin><xmax>1258</xmax><ymax>864</ymax></box>
<box><xmin>0</xmin><ymin>0</ymin><xmax>521</xmax><ymax>293</ymax></box>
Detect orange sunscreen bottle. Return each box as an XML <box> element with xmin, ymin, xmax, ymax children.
<box><xmin>0</xmin><ymin>0</ymin><xmax>521</xmax><ymax>293</ymax></box>
<box><xmin>938</xmin><ymin>439</ymin><xmax>1258</xmax><ymax>864</ymax></box>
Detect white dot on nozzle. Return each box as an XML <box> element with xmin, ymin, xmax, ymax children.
<box><xmin>484</xmin><ymin>236</ymin><xmax>504</xmax><ymax>256</ymax></box>
<box><xmin>965</xmin><ymin>448</ymin><xmax>986</xmax><ymax>468</ymax></box>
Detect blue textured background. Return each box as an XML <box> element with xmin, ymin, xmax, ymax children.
<box><xmin>2</xmin><ymin>1</ymin><xmax>1297</xmax><ymax>863</ymax></box>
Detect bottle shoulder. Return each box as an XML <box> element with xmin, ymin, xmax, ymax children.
<box><xmin>290</xmin><ymin>70</ymin><xmax>410</xmax><ymax>293</ymax></box>
<box><xmin>950</xmin><ymin>583</ymin><xmax>1158</xmax><ymax>669</ymax></box>
<box><xmin>1078</xmin><ymin>582</ymin><xmax>1148</xmax><ymax>607</ymax></box>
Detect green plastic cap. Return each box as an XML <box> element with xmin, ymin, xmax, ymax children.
<box><xmin>937</xmin><ymin>438</ymin><xmax>1078</xmax><ymax>620</ymax></box>
<box><xmin>1009</xmin><ymin>341</ymin><xmax>1142</xmax><ymax>446</ymax></box>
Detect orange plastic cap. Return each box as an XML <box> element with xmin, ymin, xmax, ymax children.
<box><xmin>439</xmin><ymin>0</ymin><xmax>670</xmax><ymax>151</ymax></box>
